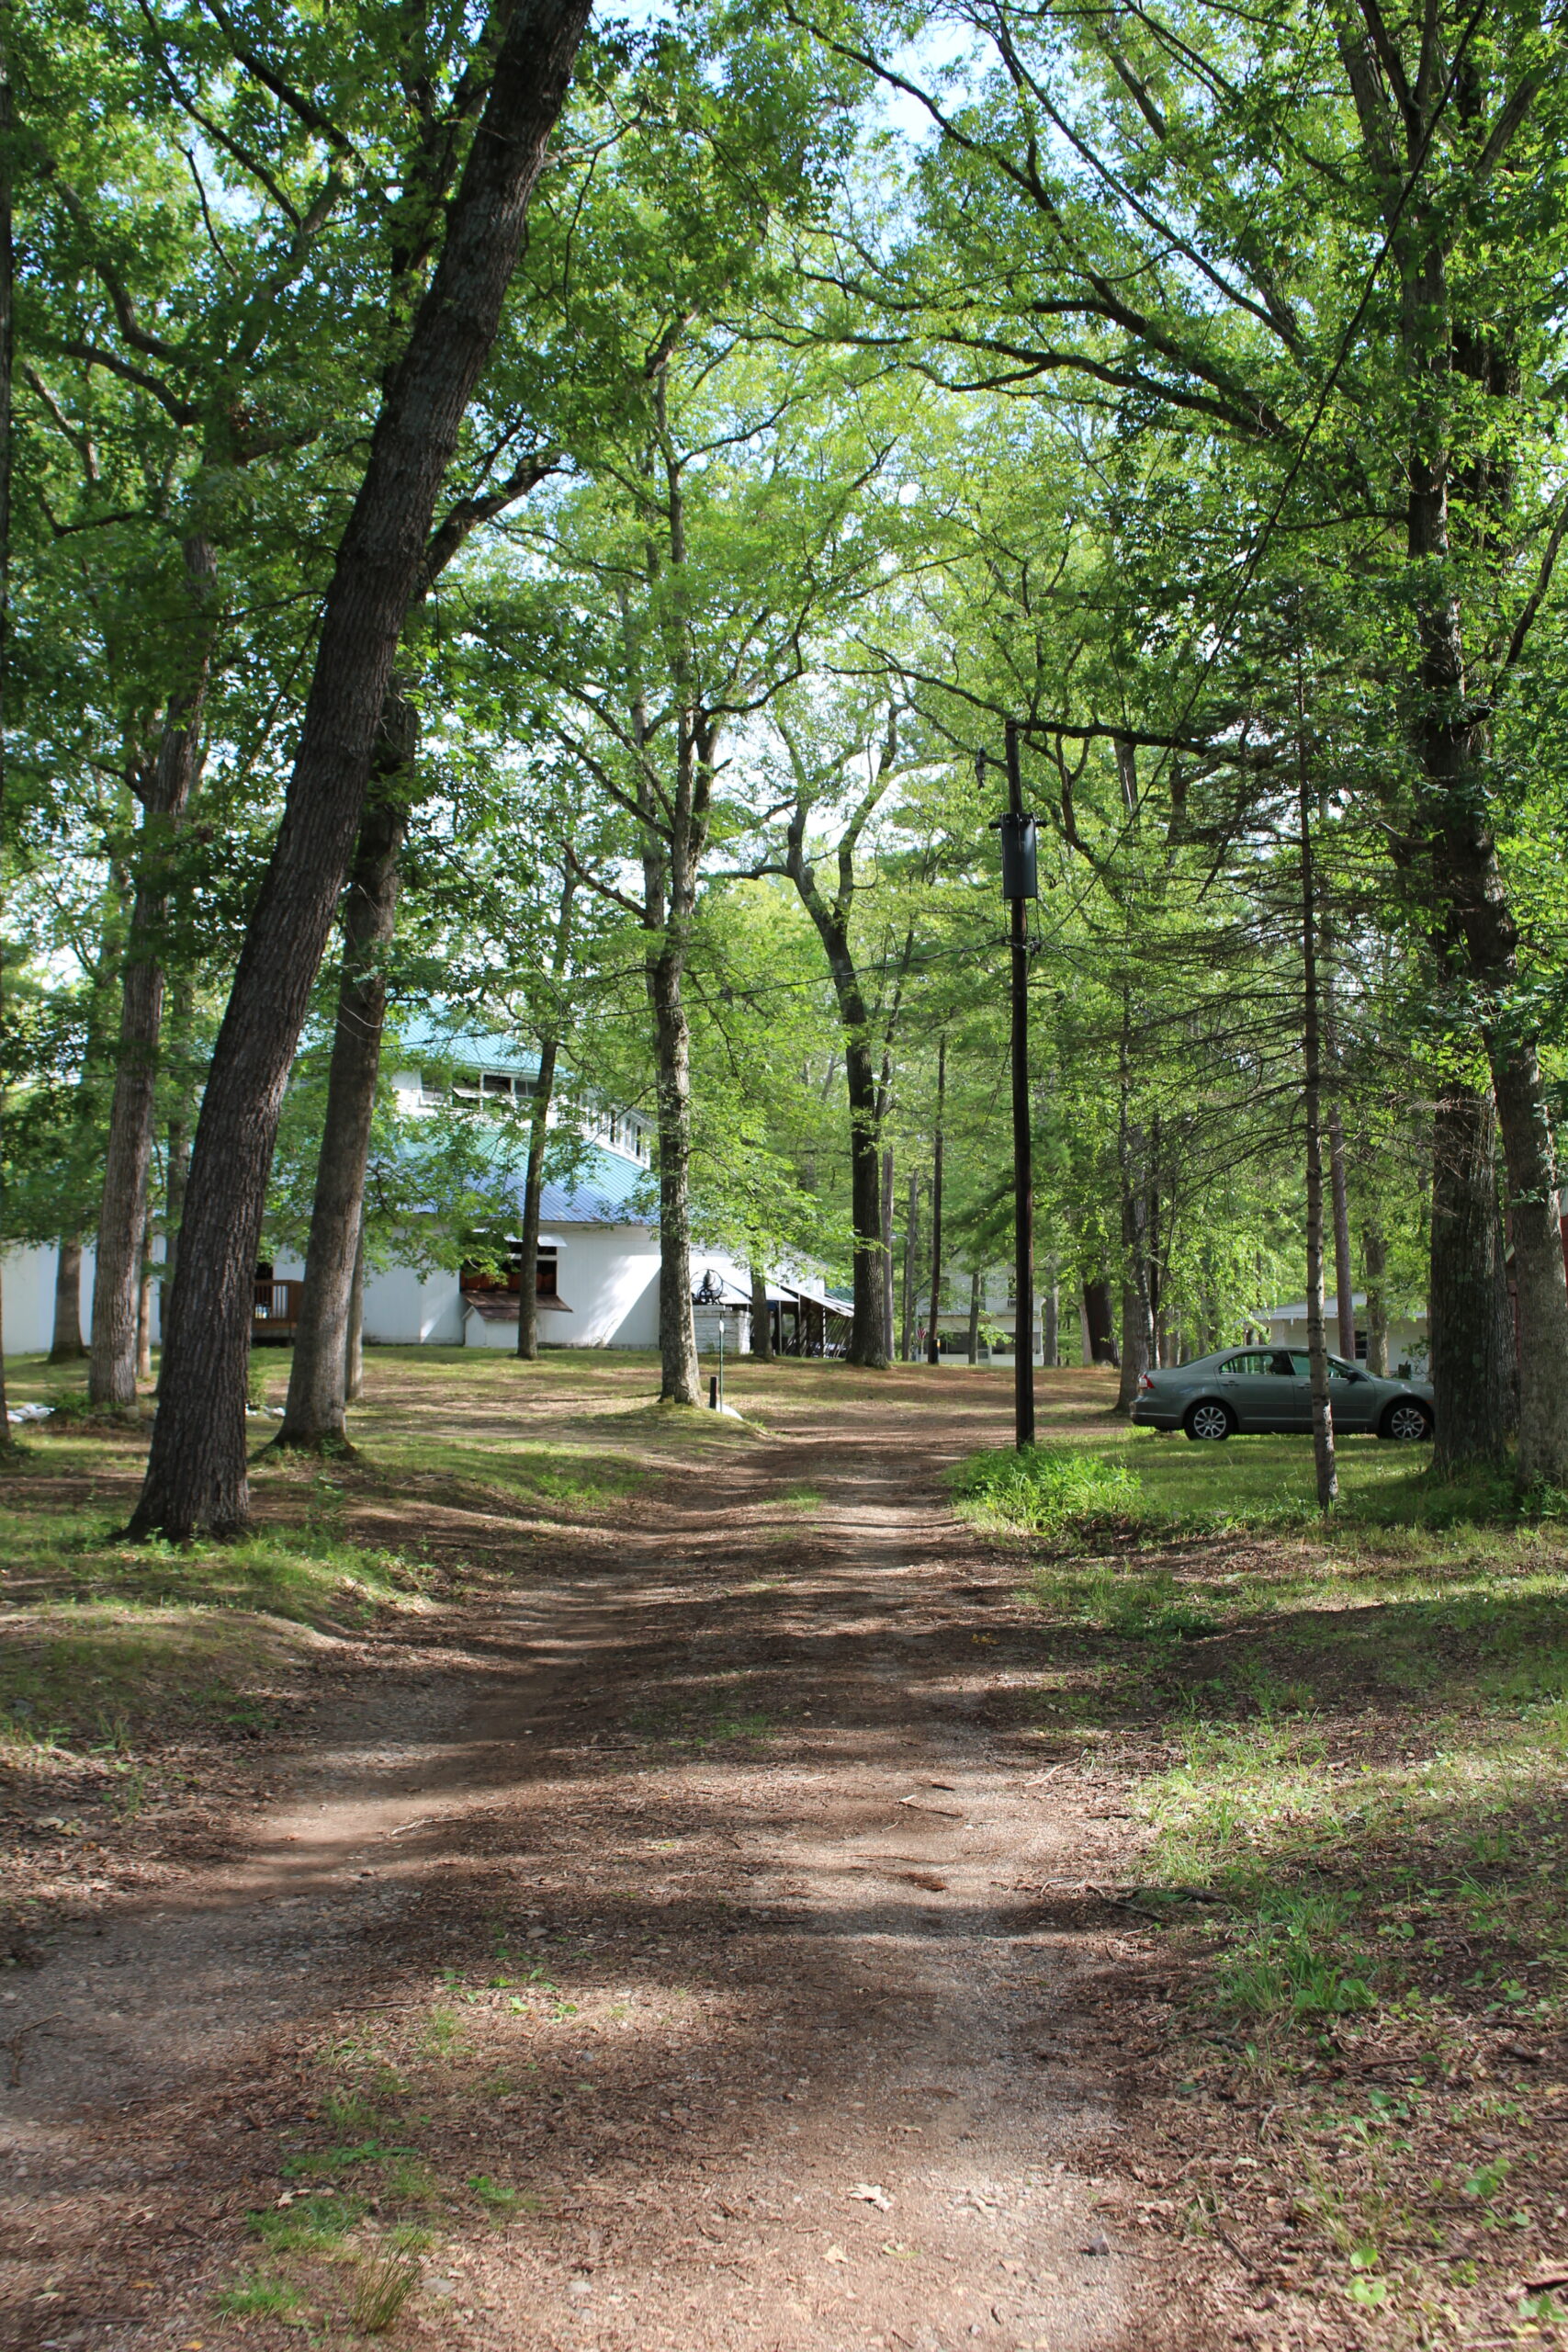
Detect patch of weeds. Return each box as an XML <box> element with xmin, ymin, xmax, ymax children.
<box><xmin>468</xmin><ymin>2174</ymin><xmax>519</xmax><ymax>2217</ymax></box>
<box><xmin>321</xmin><ymin>2088</ymin><xmax>387</xmax><ymax>2136</ymax></box>
<box><xmin>381</xmin><ymin>2154</ymin><xmax>439</xmax><ymax>2204</ymax></box>
<box><xmin>218</xmin><ymin>2271</ymin><xmax>306</xmax><ymax>2317</ymax></box>
<box><xmin>417</xmin><ymin>2005</ymin><xmax>466</xmax><ymax>2056</ymax></box>
<box><xmin>1030</xmin><ymin>1563</ymin><xmax>1218</xmax><ymax>1641</ymax></box>
<box><xmin>251</xmin><ymin>2194</ymin><xmax>367</xmax><ymax>2254</ymax></box>
<box><xmin>383</xmin><ymin>2222</ymin><xmax>436</xmax><ymax>2254</ymax></box>
<box><xmin>351</xmin><ymin>2249</ymin><xmax>422</xmax><ymax>2334</ymax></box>
<box><xmin>1217</xmin><ymin>1913</ymin><xmax>1378</xmax><ymax>2022</ymax></box>
<box><xmin>952</xmin><ymin>1443</ymin><xmax>1142</xmax><ymax>1537</ymax></box>
<box><xmin>280</xmin><ymin>2138</ymin><xmax>415</xmax><ymax>2179</ymax></box>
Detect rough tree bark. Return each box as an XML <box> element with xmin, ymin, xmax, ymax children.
<box><xmin>782</xmin><ymin>781</ymin><xmax>899</xmax><ymax>1370</ymax></box>
<box><xmin>967</xmin><ymin>1267</ymin><xmax>981</xmax><ymax>1363</ymax></box>
<box><xmin>1323</xmin><ymin>962</ymin><xmax>1357</xmax><ymax>1357</ymax></box>
<box><xmin>88</xmin><ymin>535</ymin><xmax>217</xmax><ymax>1408</ymax></box>
<box><xmin>900</xmin><ymin>1171</ymin><xmax>919</xmax><ymax>1362</ymax></box>
<box><xmin>50</xmin><ymin>1241</ymin><xmax>85</xmax><ymax>1361</ymax></box>
<box><xmin>0</xmin><ymin>22</ymin><xmax>13</xmax><ymax>1452</ymax></box>
<box><xmin>136</xmin><ymin>1213</ymin><xmax>154</xmax><ymax>1385</ymax></box>
<box><xmin>1430</xmin><ymin>1080</ymin><xmax>1513</xmax><ymax>1476</ymax></box>
<box><xmin>649</xmin><ymin>942</ymin><xmax>699</xmax><ymax>1402</ymax></box>
<box><xmin>277</xmin><ymin>699</ymin><xmax>413</xmax><ymax>1451</ymax></box>
<box><xmin>1362</xmin><ymin>1220</ymin><xmax>1389</xmax><ymax>1377</ymax></box>
<box><xmin>514</xmin><ymin>1035</ymin><xmax>558</xmax><ymax>1364</ymax></box>
<box><xmin>1399</xmin><ymin>256</ymin><xmax>1568</xmax><ymax>1480</ymax></box>
<box><xmin>1083</xmin><ymin>1277</ymin><xmax>1117</xmax><ymax>1365</ymax></box>
<box><xmin>881</xmin><ymin>1148</ymin><xmax>895</xmax><ymax>1363</ymax></box>
<box><xmin>130</xmin><ymin>0</ymin><xmax>592</xmax><ymax>1538</ymax></box>
<box><xmin>750</xmin><ymin>1264</ymin><xmax>773</xmax><ymax>1362</ymax></box>
<box><xmin>1299</xmin><ymin>680</ymin><xmax>1337</xmax><ymax>1510</ymax></box>
<box><xmin>345</xmin><ymin>1219</ymin><xmax>367</xmax><ymax>1402</ymax></box>
<box><xmin>1116</xmin><ymin>1282</ymin><xmax>1149</xmax><ymax>1413</ymax></box>
<box><xmin>925</xmin><ymin>1036</ymin><xmax>945</xmax><ymax>1365</ymax></box>
<box><xmin>516</xmin><ymin>874</ymin><xmax>575</xmax><ymax>1363</ymax></box>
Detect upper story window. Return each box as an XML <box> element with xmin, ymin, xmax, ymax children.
<box><xmin>443</xmin><ymin>1068</ymin><xmax>537</xmax><ymax>1107</ymax></box>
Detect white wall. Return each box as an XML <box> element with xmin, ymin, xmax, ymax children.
<box><xmin>536</xmin><ymin>1226</ymin><xmax>661</xmax><ymax>1347</ymax></box>
<box><xmin>3</xmin><ymin>1242</ymin><xmax>92</xmax><ymax>1355</ymax></box>
<box><xmin>1</xmin><ymin>1240</ymin><xmax>174</xmax><ymax>1356</ymax></box>
<box><xmin>362</xmin><ymin>1263</ymin><xmax>465</xmax><ymax>1345</ymax></box>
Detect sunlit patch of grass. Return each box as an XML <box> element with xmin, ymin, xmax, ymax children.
<box><xmin>468</xmin><ymin>2173</ymin><xmax>519</xmax><ymax>2216</ymax></box>
<box><xmin>250</xmin><ymin>2194</ymin><xmax>367</xmax><ymax>2254</ymax></box>
<box><xmin>217</xmin><ymin>2271</ymin><xmax>306</xmax><ymax>2317</ymax></box>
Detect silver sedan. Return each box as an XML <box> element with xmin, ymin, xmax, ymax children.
<box><xmin>1132</xmin><ymin>1346</ymin><xmax>1435</xmax><ymax>1442</ymax></box>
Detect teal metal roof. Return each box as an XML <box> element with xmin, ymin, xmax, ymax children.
<box><xmin>391</xmin><ymin>1012</ymin><xmax>541</xmax><ymax>1078</ymax></box>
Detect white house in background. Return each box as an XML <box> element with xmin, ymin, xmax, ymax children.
<box><xmin>4</xmin><ymin>1019</ymin><xmax>853</xmax><ymax>1361</ymax></box>
<box><xmin>265</xmin><ymin>1022</ymin><xmax>853</xmax><ymax>1357</ymax></box>
<box><xmin>1259</xmin><ymin>1292</ymin><xmax>1427</xmax><ymax>1375</ymax></box>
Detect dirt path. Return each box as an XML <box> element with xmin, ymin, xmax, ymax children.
<box><xmin>2</xmin><ymin>1377</ymin><xmax>1148</xmax><ymax>2352</ymax></box>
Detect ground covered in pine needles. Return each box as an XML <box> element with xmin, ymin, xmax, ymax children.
<box><xmin>0</xmin><ymin>1349</ymin><xmax>1562</xmax><ymax>2352</ymax></box>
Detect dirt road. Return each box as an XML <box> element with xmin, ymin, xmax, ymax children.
<box><xmin>2</xmin><ymin>1370</ymin><xmax>1153</xmax><ymax>2352</ymax></box>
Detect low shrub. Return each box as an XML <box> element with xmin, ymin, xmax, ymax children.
<box><xmin>951</xmin><ymin>1443</ymin><xmax>1143</xmax><ymax>1535</ymax></box>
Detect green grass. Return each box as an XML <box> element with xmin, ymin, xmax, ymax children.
<box><xmin>953</xmin><ymin>1421</ymin><xmax>1567</xmax><ymax>1544</ymax></box>
<box><xmin>251</xmin><ymin>2194</ymin><xmax>367</xmax><ymax>2254</ymax></box>
<box><xmin>216</xmin><ymin>2272</ymin><xmax>305</xmax><ymax>2318</ymax></box>
<box><xmin>0</xmin><ymin>1497</ymin><xmax>435</xmax><ymax>1755</ymax></box>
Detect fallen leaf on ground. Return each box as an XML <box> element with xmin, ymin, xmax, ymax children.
<box><xmin>824</xmin><ymin>2245</ymin><xmax>849</xmax><ymax>2264</ymax></box>
<box><xmin>849</xmin><ymin>2183</ymin><xmax>893</xmax><ymax>2210</ymax></box>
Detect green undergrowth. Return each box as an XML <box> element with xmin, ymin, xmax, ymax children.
<box><xmin>953</xmin><ymin>1432</ymin><xmax>1568</xmax><ymax>1546</ymax></box>
<box><xmin>1023</xmin><ymin>1493</ymin><xmax>1568</xmax><ymax>2336</ymax></box>
<box><xmin>0</xmin><ymin>1473</ymin><xmax>435</xmax><ymax>1756</ymax></box>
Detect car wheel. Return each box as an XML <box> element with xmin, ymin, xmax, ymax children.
<box><xmin>1381</xmin><ymin>1399</ymin><xmax>1433</xmax><ymax>1442</ymax></box>
<box><xmin>1184</xmin><ymin>1398</ymin><xmax>1235</xmax><ymax>1442</ymax></box>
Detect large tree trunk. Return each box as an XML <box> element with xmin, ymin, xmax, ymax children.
<box><xmin>1326</xmin><ymin>1095</ymin><xmax>1355</xmax><ymax>1358</ymax></box>
<box><xmin>925</xmin><ymin>1036</ymin><xmax>945</xmax><ymax>1364</ymax></box>
<box><xmin>50</xmin><ymin>1239</ymin><xmax>85</xmax><ymax>1362</ymax></box>
<box><xmin>0</xmin><ymin>24</ymin><xmax>13</xmax><ymax>1452</ymax></box>
<box><xmin>130</xmin><ymin>0</ymin><xmax>591</xmax><ymax>1538</ymax></box>
<box><xmin>900</xmin><ymin>1170</ymin><xmax>918</xmax><ymax>1362</ymax></box>
<box><xmin>277</xmin><ymin>722</ymin><xmax>412</xmax><ymax>1451</ymax></box>
<box><xmin>750</xmin><ymin>1264</ymin><xmax>773</xmax><ymax>1362</ymax></box>
<box><xmin>879</xmin><ymin>1144</ymin><xmax>895</xmax><ymax>1365</ymax></box>
<box><xmin>1115</xmin><ymin>1280</ymin><xmax>1149</xmax><ymax>1413</ymax></box>
<box><xmin>1362</xmin><ymin>1219</ymin><xmax>1390</xmax><ymax>1377</ymax></box>
<box><xmin>1323</xmin><ymin>972</ymin><xmax>1357</xmax><ymax>1357</ymax></box>
<box><xmin>136</xmin><ymin>1214</ymin><xmax>154</xmax><ymax>1386</ymax></box>
<box><xmin>89</xmin><ymin>537</ymin><xmax>217</xmax><ymax>1409</ymax></box>
<box><xmin>1299</xmin><ymin>707</ymin><xmax>1337</xmax><ymax>1510</ymax></box>
<box><xmin>345</xmin><ymin>1217</ymin><xmax>367</xmax><ymax>1402</ymax></box>
<box><xmin>517</xmin><ymin>875</ymin><xmax>575</xmax><ymax>1363</ymax></box>
<box><xmin>649</xmin><ymin>944</ymin><xmax>699</xmax><ymax>1403</ymax></box>
<box><xmin>159</xmin><ymin>973</ymin><xmax>196</xmax><ymax>1351</ymax></box>
<box><xmin>1083</xmin><ymin>1276</ymin><xmax>1117</xmax><ymax>1364</ymax></box>
<box><xmin>1404</xmin><ymin>334</ymin><xmax>1568</xmax><ymax>1482</ymax></box>
<box><xmin>514</xmin><ymin>1035</ymin><xmax>558</xmax><ymax>1364</ymax></box>
<box><xmin>1430</xmin><ymin>1080</ymin><xmax>1513</xmax><ymax>1474</ymax></box>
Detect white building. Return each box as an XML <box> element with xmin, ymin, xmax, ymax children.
<box><xmin>1260</xmin><ymin>1292</ymin><xmax>1427</xmax><ymax>1375</ymax></box>
<box><xmin>2</xmin><ymin>1022</ymin><xmax>852</xmax><ymax>1360</ymax></box>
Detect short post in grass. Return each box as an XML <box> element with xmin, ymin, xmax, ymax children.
<box><xmin>985</xmin><ymin>721</ymin><xmax>1038</xmax><ymax>1451</ymax></box>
